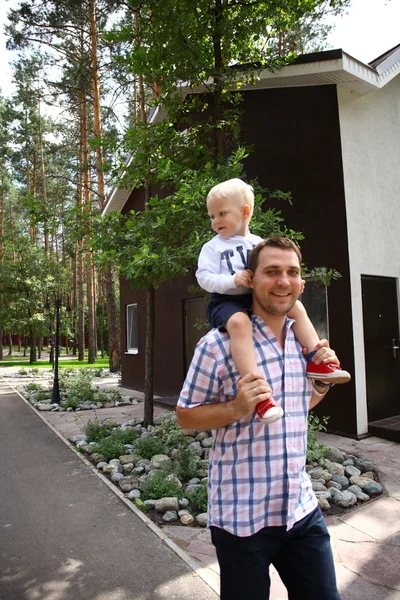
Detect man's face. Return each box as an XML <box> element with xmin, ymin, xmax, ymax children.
<box><xmin>250</xmin><ymin>246</ymin><xmax>302</xmax><ymax>316</ymax></box>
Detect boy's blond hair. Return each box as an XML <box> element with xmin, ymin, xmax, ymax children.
<box><xmin>206</xmin><ymin>178</ymin><xmax>255</xmax><ymax>218</ymax></box>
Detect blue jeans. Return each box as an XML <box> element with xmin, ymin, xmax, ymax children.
<box><xmin>210</xmin><ymin>507</ymin><xmax>340</xmax><ymax>600</ymax></box>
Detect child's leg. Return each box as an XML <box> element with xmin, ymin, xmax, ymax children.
<box><xmin>226</xmin><ymin>312</ymin><xmax>283</xmax><ymax>424</ymax></box>
<box><xmin>289</xmin><ymin>301</ymin><xmax>351</xmax><ymax>384</ymax></box>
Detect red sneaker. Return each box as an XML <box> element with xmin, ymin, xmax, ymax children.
<box><xmin>306</xmin><ymin>362</ymin><xmax>351</xmax><ymax>384</ymax></box>
<box><xmin>256</xmin><ymin>397</ymin><xmax>284</xmax><ymax>425</ymax></box>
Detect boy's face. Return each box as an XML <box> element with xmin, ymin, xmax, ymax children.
<box><xmin>207</xmin><ymin>196</ymin><xmax>249</xmax><ymax>238</ymax></box>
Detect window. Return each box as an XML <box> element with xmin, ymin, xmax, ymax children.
<box><xmin>126</xmin><ymin>304</ymin><xmax>138</xmax><ymax>353</ymax></box>
<box><xmin>300</xmin><ymin>279</ymin><xmax>329</xmax><ymax>341</ymax></box>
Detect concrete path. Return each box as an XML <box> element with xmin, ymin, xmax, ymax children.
<box><xmin>0</xmin><ymin>379</ymin><xmax>218</xmax><ymax>600</ymax></box>
<box><xmin>1</xmin><ymin>370</ymin><xmax>400</xmax><ymax>599</ymax></box>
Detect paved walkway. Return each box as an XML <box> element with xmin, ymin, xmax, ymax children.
<box><xmin>1</xmin><ymin>369</ymin><xmax>400</xmax><ymax>599</ymax></box>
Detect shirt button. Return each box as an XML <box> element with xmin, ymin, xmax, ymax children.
<box><xmin>287</xmin><ymin>413</ymin><xmax>291</xmax><ymax>418</ymax></box>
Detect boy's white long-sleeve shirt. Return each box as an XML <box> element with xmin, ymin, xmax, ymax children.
<box><xmin>196</xmin><ymin>232</ymin><xmax>263</xmax><ymax>295</ymax></box>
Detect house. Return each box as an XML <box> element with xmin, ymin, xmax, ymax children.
<box><xmin>103</xmin><ymin>45</ymin><xmax>400</xmax><ymax>441</ymax></box>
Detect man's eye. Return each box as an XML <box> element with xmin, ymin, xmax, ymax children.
<box><xmin>290</xmin><ymin>271</ymin><xmax>300</xmax><ymax>276</ymax></box>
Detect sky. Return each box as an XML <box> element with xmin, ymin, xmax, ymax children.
<box><xmin>0</xmin><ymin>0</ymin><xmax>399</xmax><ymax>99</ymax></box>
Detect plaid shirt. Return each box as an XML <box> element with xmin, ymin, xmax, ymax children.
<box><xmin>178</xmin><ymin>316</ymin><xmax>317</xmax><ymax>537</ymax></box>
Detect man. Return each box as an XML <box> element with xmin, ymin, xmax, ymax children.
<box><xmin>176</xmin><ymin>237</ymin><xmax>340</xmax><ymax>600</ymax></box>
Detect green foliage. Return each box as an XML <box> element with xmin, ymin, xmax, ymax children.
<box><xmin>140</xmin><ymin>470</ymin><xmax>184</xmax><ymax>501</ymax></box>
<box><xmin>307</xmin><ymin>412</ymin><xmax>329</xmax><ymax>462</ymax></box>
<box><xmin>83</xmin><ymin>420</ymin><xmax>114</xmax><ymax>442</ymax></box>
<box><xmin>62</xmin><ymin>396</ymin><xmax>80</xmax><ymax>411</ymax></box>
<box><xmin>25</xmin><ymin>382</ymin><xmax>41</xmax><ymax>392</ymax></box>
<box><xmin>61</xmin><ymin>369</ymin><xmax>94</xmax><ymax>403</ymax></box>
<box><xmin>18</xmin><ymin>367</ymin><xmax>27</xmax><ymax>376</ymax></box>
<box><xmin>133</xmin><ymin>435</ymin><xmax>166</xmax><ymax>460</ymax></box>
<box><xmin>93</xmin><ymin>388</ymin><xmax>122</xmax><ymax>405</ymax></box>
<box><xmin>91</xmin><ymin>436</ymin><xmax>127</xmax><ymax>462</ymax></box>
<box><xmin>30</xmin><ymin>367</ymin><xmax>40</xmax><ymax>376</ymax></box>
<box><xmin>187</xmin><ymin>484</ymin><xmax>209</xmax><ymax>514</ymax></box>
<box><xmin>170</xmin><ymin>447</ymin><xmax>198</xmax><ymax>482</ymax></box>
<box><xmin>154</xmin><ymin>416</ymin><xmax>186</xmax><ymax>452</ymax></box>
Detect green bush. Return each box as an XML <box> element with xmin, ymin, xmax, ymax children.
<box><xmin>93</xmin><ymin>388</ymin><xmax>122</xmax><ymax>405</ymax></box>
<box><xmin>61</xmin><ymin>369</ymin><xmax>95</xmax><ymax>403</ymax></box>
<box><xmin>18</xmin><ymin>368</ymin><xmax>27</xmax><ymax>376</ymax></box>
<box><xmin>83</xmin><ymin>420</ymin><xmax>114</xmax><ymax>442</ymax></box>
<box><xmin>30</xmin><ymin>367</ymin><xmax>40</xmax><ymax>376</ymax></box>
<box><xmin>141</xmin><ymin>470</ymin><xmax>184</xmax><ymax>501</ymax></box>
<box><xmin>134</xmin><ymin>435</ymin><xmax>166</xmax><ymax>459</ymax></box>
<box><xmin>170</xmin><ymin>447</ymin><xmax>198</xmax><ymax>481</ymax></box>
<box><xmin>62</xmin><ymin>396</ymin><xmax>80</xmax><ymax>410</ymax></box>
<box><xmin>91</xmin><ymin>436</ymin><xmax>127</xmax><ymax>462</ymax></box>
<box><xmin>307</xmin><ymin>413</ymin><xmax>329</xmax><ymax>463</ymax></box>
<box><xmin>187</xmin><ymin>484</ymin><xmax>208</xmax><ymax>514</ymax></box>
<box><xmin>155</xmin><ymin>416</ymin><xmax>186</xmax><ymax>452</ymax></box>
<box><xmin>25</xmin><ymin>383</ymin><xmax>41</xmax><ymax>392</ymax></box>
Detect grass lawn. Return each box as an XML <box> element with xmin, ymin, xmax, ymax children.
<box><xmin>0</xmin><ymin>356</ymin><xmax>110</xmax><ymax>369</ymax></box>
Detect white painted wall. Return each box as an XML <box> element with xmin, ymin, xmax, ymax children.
<box><xmin>337</xmin><ymin>77</ymin><xmax>400</xmax><ymax>435</ymax></box>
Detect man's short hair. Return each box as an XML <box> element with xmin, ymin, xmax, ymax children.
<box><xmin>248</xmin><ymin>237</ymin><xmax>302</xmax><ymax>273</ymax></box>
<box><xmin>206</xmin><ymin>178</ymin><xmax>255</xmax><ymax>215</ymax></box>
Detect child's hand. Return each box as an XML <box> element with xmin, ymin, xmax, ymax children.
<box><xmin>234</xmin><ymin>269</ymin><xmax>252</xmax><ymax>288</ymax></box>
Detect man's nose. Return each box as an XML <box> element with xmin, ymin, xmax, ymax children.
<box><xmin>277</xmin><ymin>274</ymin><xmax>290</xmax><ymax>285</ymax></box>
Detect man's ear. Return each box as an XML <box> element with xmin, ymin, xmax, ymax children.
<box><xmin>242</xmin><ymin>204</ymin><xmax>251</xmax><ymax>219</ymax></box>
<box><xmin>300</xmin><ymin>279</ymin><xmax>306</xmax><ymax>293</ymax></box>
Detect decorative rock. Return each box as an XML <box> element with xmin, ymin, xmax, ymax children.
<box><xmin>143</xmin><ymin>499</ymin><xmax>157</xmax><ymax>509</ymax></box>
<box><xmin>318</xmin><ymin>497</ymin><xmax>331</xmax><ymax>511</ymax></box>
<box><xmin>327</xmin><ymin>480</ymin><xmax>342</xmax><ymax>490</ymax></box>
<box><xmin>315</xmin><ymin>491</ymin><xmax>331</xmax><ymax>501</ymax></box>
<box><xmin>111</xmin><ymin>472</ymin><xmax>124</xmax><ymax>482</ymax></box>
<box><xmin>185</xmin><ymin>484</ymin><xmax>201</xmax><ymax>495</ymax></box>
<box><xmin>195</xmin><ymin>432</ymin><xmax>209</xmax><ymax>442</ymax></box>
<box><xmin>179</xmin><ymin>510</ymin><xmax>195</xmax><ymax>526</ymax></box>
<box><xmin>349</xmin><ymin>476</ymin><xmax>375</xmax><ymax>489</ymax></box>
<box><xmin>196</xmin><ymin>469</ymin><xmax>208</xmax><ymax>478</ymax></box>
<box><xmin>188</xmin><ymin>478</ymin><xmax>201</xmax><ymax>485</ymax></box>
<box><xmin>196</xmin><ymin>513</ymin><xmax>208</xmax><ymax>527</ymax></box>
<box><xmin>347</xmin><ymin>485</ymin><xmax>370</xmax><ymax>502</ymax></box>
<box><xmin>155</xmin><ymin>497</ymin><xmax>180</xmax><ymax>513</ymax></box>
<box><xmin>334</xmin><ymin>491</ymin><xmax>358</xmax><ymax>508</ymax></box>
<box><xmin>323</xmin><ymin>447</ymin><xmax>345</xmax><ymax>464</ymax></box>
<box><xmin>308</xmin><ymin>468</ymin><xmax>332</xmax><ymax>482</ymax></box>
<box><xmin>96</xmin><ymin>461</ymin><xmax>108</xmax><ymax>470</ymax></box>
<box><xmin>118</xmin><ymin>476</ymin><xmax>139</xmax><ymax>492</ymax></box>
<box><xmin>183</xmin><ymin>430</ymin><xmax>197</xmax><ymax>437</ymax></box>
<box><xmin>163</xmin><ymin>511</ymin><xmax>178</xmax><ymax>522</ymax></box>
<box><xmin>312</xmin><ymin>481</ymin><xmax>328</xmax><ymax>492</ymax></box>
<box><xmin>166</xmin><ymin>474</ymin><xmax>183</xmax><ymax>487</ymax></box>
<box><xmin>128</xmin><ymin>489</ymin><xmax>141</xmax><ymax>500</ymax></box>
<box><xmin>119</xmin><ymin>455</ymin><xmax>135</xmax><ymax>465</ymax></box>
<box><xmin>362</xmin><ymin>472</ymin><xmax>376</xmax><ymax>480</ymax></box>
<box><xmin>132</xmin><ymin>466</ymin><xmax>145</xmax><ymax>475</ymax></box>
<box><xmin>342</xmin><ymin>459</ymin><xmax>355</xmax><ymax>466</ymax></box>
<box><xmin>329</xmin><ymin>487</ymin><xmax>343</xmax><ymax>499</ymax></box>
<box><xmin>103</xmin><ymin>463</ymin><xmax>123</xmax><ymax>474</ymax></box>
<box><xmin>187</xmin><ymin>442</ymin><xmax>203</xmax><ymax>457</ymax></box>
<box><xmin>332</xmin><ymin>475</ymin><xmax>349</xmax><ymax>490</ymax></box>
<box><xmin>345</xmin><ymin>465</ymin><xmax>361</xmax><ymax>478</ymax></box>
<box><xmin>201</xmin><ymin>438</ymin><xmax>214</xmax><ymax>448</ymax></box>
<box><xmin>344</xmin><ymin>454</ymin><xmax>358</xmax><ymax>462</ymax></box>
<box><xmin>150</xmin><ymin>454</ymin><xmax>171</xmax><ymax>468</ymax></box>
<box><xmin>363</xmin><ymin>481</ymin><xmax>383</xmax><ymax>495</ymax></box>
<box><xmin>179</xmin><ymin>498</ymin><xmax>190</xmax><ymax>508</ymax></box>
<box><xmin>355</xmin><ymin>458</ymin><xmax>373</xmax><ymax>473</ymax></box>
<box><xmin>123</xmin><ymin>464</ymin><xmax>134</xmax><ymax>474</ymax></box>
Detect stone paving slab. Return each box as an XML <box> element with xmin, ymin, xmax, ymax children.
<box><xmin>334</xmin><ymin>539</ymin><xmax>400</xmax><ymax>591</ymax></box>
<box><xmin>334</xmin><ymin>564</ymin><xmax>400</xmax><ymax>600</ymax></box>
<box><xmin>338</xmin><ymin>497</ymin><xmax>400</xmax><ymax>541</ymax></box>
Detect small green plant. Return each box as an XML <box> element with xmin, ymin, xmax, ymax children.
<box><xmin>170</xmin><ymin>447</ymin><xmax>198</xmax><ymax>481</ymax></box>
<box><xmin>25</xmin><ymin>382</ymin><xmax>41</xmax><ymax>392</ymax></box>
<box><xmin>133</xmin><ymin>435</ymin><xmax>166</xmax><ymax>459</ymax></box>
<box><xmin>91</xmin><ymin>436</ymin><xmax>127</xmax><ymax>462</ymax></box>
<box><xmin>307</xmin><ymin>413</ymin><xmax>329</xmax><ymax>463</ymax></box>
<box><xmin>84</xmin><ymin>420</ymin><xmax>114</xmax><ymax>442</ymax></box>
<box><xmin>155</xmin><ymin>416</ymin><xmax>186</xmax><ymax>452</ymax></box>
<box><xmin>30</xmin><ymin>367</ymin><xmax>40</xmax><ymax>376</ymax></box>
<box><xmin>93</xmin><ymin>388</ymin><xmax>122</xmax><ymax>405</ymax></box>
<box><xmin>18</xmin><ymin>367</ymin><xmax>27</xmax><ymax>376</ymax></box>
<box><xmin>141</xmin><ymin>470</ymin><xmax>184</xmax><ymax>501</ymax></box>
<box><xmin>187</xmin><ymin>484</ymin><xmax>208</xmax><ymax>514</ymax></box>
<box><xmin>36</xmin><ymin>390</ymin><xmax>52</xmax><ymax>401</ymax></box>
<box><xmin>62</xmin><ymin>396</ymin><xmax>80</xmax><ymax>410</ymax></box>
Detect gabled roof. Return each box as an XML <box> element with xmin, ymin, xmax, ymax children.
<box><xmin>103</xmin><ymin>44</ymin><xmax>400</xmax><ymax>216</ymax></box>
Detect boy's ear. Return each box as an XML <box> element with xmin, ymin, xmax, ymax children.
<box><xmin>242</xmin><ymin>204</ymin><xmax>251</xmax><ymax>219</ymax></box>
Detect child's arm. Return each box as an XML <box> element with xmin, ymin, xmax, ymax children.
<box><xmin>196</xmin><ymin>244</ymin><xmax>249</xmax><ymax>294</ymax></box>
<box><xmin>288</xmin><ymin>300</ymin><xmax>319</xmax><ymax>356</ymax></box>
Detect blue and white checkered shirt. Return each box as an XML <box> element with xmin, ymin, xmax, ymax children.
<box><xmin>177</xmin><ymin>315</ymin><xmax>317</xmax><ymax>537</ymax></box>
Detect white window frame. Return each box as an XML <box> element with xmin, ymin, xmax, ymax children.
<box><xmin>126</xmin><ymin>303</ymin><xmax>138</xmax><ymax>354</ymax></box>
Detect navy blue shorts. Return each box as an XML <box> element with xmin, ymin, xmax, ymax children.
<box><xmin>208</xmin><ymin>293</ymin><xmax>252</xmax><ymax>331</ymax></box>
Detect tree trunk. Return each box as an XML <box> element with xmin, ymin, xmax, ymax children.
<box><xmin>90</xmin><ymin>0</ymin><xmax>121</xmax><ymax>372</ymax></box>
<box><xmin>212</xmin><ymin>0</ymin><xmax>224</xmax><ymax>160</ymax></box>
<box><xmin>8</xmin><ymin>334</ymin><xmax>12</xmax><ymax>356</ymax></box>
<box><xmin>0</xmin><ymin>328</ymin><xmax>3</xmax><ymax>361</ymax></box>
<box><xmin>37</xmin><ymin>96</ymin><xmax>49</xmax><ymax>254</ymax></box>
<box><xmin>143</xmin><ymin>287</ymin><xmax>155</xmax><ymax>428</ymax></box>
<box><xmin>29</xmin><ymin>332</ymin><xmax>36</xmax><ymax>364</ymax></box>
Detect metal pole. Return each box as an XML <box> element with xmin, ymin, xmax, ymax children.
<box><xmin>51</xmin><ymin>298</ymin><xmax>61</xmax><ymax>404</ymax></box>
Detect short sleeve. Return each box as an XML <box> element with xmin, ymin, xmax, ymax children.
<box><xmin>177</xmin><ymin>339</ymin><xmax>221</xmax><ymax>408</ymax></box>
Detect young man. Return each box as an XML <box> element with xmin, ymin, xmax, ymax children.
<box><xmin>177</xmin><ymin>237</ymin><xmax>341</xmax><ymax>600</ymax></box>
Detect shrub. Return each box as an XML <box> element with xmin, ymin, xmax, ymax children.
<box><xmin>84</xmin><ymin>420</ymin><xmax>114</xmax><ymax>442</ymax></box>
<box><xmin>63</xmin><ymin>369</ymin><xmax>95</xmax><ymax>403</ymax></box>
<box><xmin>187</xmin><ymin>484</ymin><xmax>208</xmax><ymax>514</ymax></box>
<box><xmin>93</xmin><ymin>388</ymin><xmax>122</xmax><ymax>405</ymax></box>
<box><xmin>62</xmin><ymin>396</ymin><xmax>80</xmax><ymax>410</ymax></box>
<box><xmin>25</xmin><ymin>383</ymin><xmax>41</xmax><ymax>392</ymax></box>
<box><xmin>170</xmin><ymin>447</ymin><xmax>198</xmax><ymax>482</ymax></box>
<box><xmin>30</xmin><ymin>367</ymin><xmax>39</xmax><ymax>376</ymax></box>
<box><xmin>134</xmin><ymin>435</ymin><xmax>166</xmax><ymax>459</ymax></box>
<box><xmin>155</xmin><ymin>416</ymin><xmax>186</xmax><ymax>452</ymax></box>
<box><xmin>140</xmin><ymin>470</ymin><xmax>184</xmax><ymax>501</ymax></box>
<box><xmin>307</xmin><ymin>413</ymin><xmax>329</xmax><ymax>463</ymax></box>
<box><xmin>91</xmin><ymin>436</ymin><xmax>127</xmax><ymax>462</ymax></box>
<box><xmin>18</xmin><ymin>368</ymin><xmax>27</xmax><ymax>376</ymax></box>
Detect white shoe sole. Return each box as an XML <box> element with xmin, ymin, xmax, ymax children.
<box><xmin>306</xmin><ymin>371</ymin><xmax>351</xmax><ymax>384</ymax></box>
<box><xmin>259</xmin><ymin>406</ymin><xmax>284</xmax><ymax>425</ymax></box>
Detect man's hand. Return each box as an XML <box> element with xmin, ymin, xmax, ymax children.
<box><xmin>234</xmin><ymin>269</ymin><xmax>252</xmax><ymax>288</ymax></box>
<box><xmin>232</xmin><ymin>372</ymin><xmax>272</xmax><ymax>420</ymax></box>
<box><xmin>303</xmin><ymin>339</ymin><xmax>339</xmax><ymax>366</ymax></box>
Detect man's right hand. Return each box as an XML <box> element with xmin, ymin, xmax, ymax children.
<box><xmin>233</xmin><ymin>372</ymin><xmax>272</xmax><ymax>420</ymax></box>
